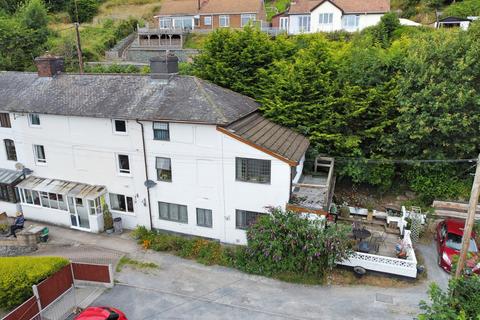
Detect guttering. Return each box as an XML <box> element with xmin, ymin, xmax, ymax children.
<box><xmin>136</xmin><ymin>119</ymin><xmax>154</xmax><ymax>230</ymax></box>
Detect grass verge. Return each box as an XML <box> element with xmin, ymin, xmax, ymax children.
<box><xmin>116</xmin><ymin>256</ymin><xmax>159</xmax><ymax>272</ymax></box>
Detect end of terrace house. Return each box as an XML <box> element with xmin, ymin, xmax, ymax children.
<box><xmin>0</xmin><ymin>54</ymin><xmax>334</xmax><ymax>245</ymax></box>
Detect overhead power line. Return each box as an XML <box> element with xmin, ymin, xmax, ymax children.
<box><xmin>335</xmin><ymin>158</ymin><xmax>478</xmax><ymax>164</ymax></box>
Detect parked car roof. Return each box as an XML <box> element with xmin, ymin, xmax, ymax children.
<box><xmin>444</xmin><ymin>218</ymin><xmax>469</xmax><ymax>236</ymax></box>
<box><xmin>0</xmin><ymin>72</ymin><xmax>258</xmax><ymax>125</ymax></box>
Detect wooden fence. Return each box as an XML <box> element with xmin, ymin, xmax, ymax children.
<box><xmin>2</xmin><ymin>262</ymin><xmax>113</xmax><ymax>320</ymax></box>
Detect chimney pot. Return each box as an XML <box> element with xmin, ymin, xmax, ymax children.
<box><xmin>149</xmin><ymin>54</ymin><xmax>179</xmax><ymax>80</ymax></box>
<box><xmin>34</xmin><ymin>55</ymin><xmax>65</xmax><ymax>77</ymax></box>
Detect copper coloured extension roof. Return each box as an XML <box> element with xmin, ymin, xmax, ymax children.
<box><xmin>218</xmin><ymin>112</ymin><xmax>310</xmax><ymax>166</ymax></box>
<box><xmin>288</xmin><ymin>0</ymin><xmax>390</xmax><ymax>14</ymax></box>
<box><xmin>157</xmin><ymin>0</ymin><xmax>264</xmax><ymax>16</ymax></box>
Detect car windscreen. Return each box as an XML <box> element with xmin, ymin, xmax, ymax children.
<box><xmin>446</xmin><ymin>233</ymin><xmax>478</xmax><ymax>252</ymax></box>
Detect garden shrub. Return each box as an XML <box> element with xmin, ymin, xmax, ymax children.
<box><xmin>0</xmin><ymin>256</ymin><xmax>69</xmax><ymax>310</ymax></box>
<box><xmin>133</xmin><ymin>209</ymin><xmax>352</xmax><ymax>281</ymax></box>
<box><xmin>236</xmin><ymin>208</ymin><xmax>352</xmax><ymax>277</ymax></box>
<box><xmin>419</xmin><ymin>275</ymin><xmax>480</xmax><ymax>319</ymax></box>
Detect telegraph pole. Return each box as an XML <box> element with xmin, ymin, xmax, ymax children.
<box><xmin>455</xmin><ymin>154</ymin><xmax>480</xmax><ymax>277</ymax></box>
<box><xmin>74</xmin><ymin>22</ymin><xmax>84</xmax><ymax>74</ymax></box>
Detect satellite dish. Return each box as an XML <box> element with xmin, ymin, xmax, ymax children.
<box><xmin>22</xmin><ymin>168</ymin><xmax>33</xmax><ymax>176</ymax></box>
<box><xmin>144</xmin><ymin>180</ymin><xmax>157</xmax><ymax>189</ymax></box>
<box><xmin>15</xmin><ymin>162</ymin><xmax>24</xmax><ymax>171</ymax></box>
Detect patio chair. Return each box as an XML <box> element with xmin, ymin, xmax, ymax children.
<box><xmin>368</xmin><ymin>237</ymin><xmax>380</xmax><ymax>254</ymax></box>
<box><xmin>352</xmin><ymin>220</ymin><xmax>362</xmax><ymax>231</ymax></box>
<box><xmin>371</xmin><ymin>231</ymin><xmax>387</xmax><ymax>248</ymax></box>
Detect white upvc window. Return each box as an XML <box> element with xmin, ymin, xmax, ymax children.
<box><xmin>33</xmin><ymin>144</ymin><xmax>46</xmax><ymax>164</ymax></box>
<box><xmin>204</xmin><ymin>15</ymin><xmax>212</xmax><ymax>26</ymax></box>
<box><xmin>113</xmin><ymin>119</ymin><xmax>127</xmax><ymax>134</ymax></box>
<box><xmin>29</xmin><ymin>113</ymin><xmax>40</xmax><ymax>126</ymax></box>
<box><xmin>117</xmin><ymin>154</ymin><xmax>131</xmax><ymax>175</ymax></box>
<box><xmin>241</xmin><ymin>14</ymin><xmax>256</xmax><ymax>27</ymax></box>
<box><xmin>109</xmin><ymin>193</ymin><xmax>134</xmax><ymax>214</ymax></box>
<box><xmin>219</xmin><ymin>15</ymin><xmax>230</xmax><ymax>27</ymax></box>
<box><xmin>159</xmin><ymin>17</ymin><xmax>172</xmax><ymax>29</ymax></box>
<box><xmin>279</xmin><ymin>17</ymin><xmax>288</xmax><ymax>30</ymax></box>
<box><xmin>342</xmin><ymin>15</ymin><xmax>360</xmax><ymax>29</ymax></box>
<box><xmin>319</xmin><ymin>13</ymin><xmax>333</xmax><ymax>24</ymax></box>
<box><xmin>298</xmin><ymin>15</ymin><xmax>310</xmax><ymax>32</ymax></box>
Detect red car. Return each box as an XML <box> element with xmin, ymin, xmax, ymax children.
<box><xmin>75</xmin><ymin>307</ymin><xmax>127</xmax><ymax>320</ymax></box>
<box><xmin>435</xmin><ymin>219</ymin><xmax>479</xmax><ymax>274</ymax></box>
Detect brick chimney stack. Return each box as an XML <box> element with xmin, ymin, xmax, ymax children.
<box><xmin>34</xmin><ymin>54</ymin><xmax>65</xmax><ymax>77</ymax></box>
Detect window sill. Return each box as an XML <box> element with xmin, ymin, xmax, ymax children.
<box><xmin>20</xmin><ymin>203</ymin><xmax>68</xmax><ymax>213</ymax></box>
<box><xmin>113</xmin><ymin>132</ymin><xmax>128</xmax><ymax>136</ymax></box>
<box><xmin>158</xmin><ymin>218</ymin><xmax>188</xmax><ymax>224</ymax></box>
<box><xmin>35</xmin><ymin>161</ymin><xmax>47</xmax><ymax>167</ymax></box>
<box><xmin>111</xmin><ymin>210</ymin><xmax>136</xmax><ymax>216</ymax></box>
<box><xmin>29</xmin><ymin>125</ymin><xmax>42</xmax><ymax>129</ymax></box>
<box><xmin>117</xmin><ymin>172</ymin><xmax>132</xmax><ymax>177</ymax></box>
<box><xmin>235</xmin><ymin>179</ymin><xmax>271</xmax><ymax>185</ymax></box>
<box><xmin>197</xmin><ymin>224</ymin><xmax>213</xmax><ymax>228</ymax></box>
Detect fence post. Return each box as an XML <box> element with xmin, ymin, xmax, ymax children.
<box><xmin>70</xmin><ymin>261</ymin><xmax>75</xmax><ymax>286</ymax></box>
<box><xmin>108</xmin><ymin>264</ymin><xmax>114</xmax><ymax>288</ymax></box>
<box><xmin>32</xmin><ymin>284</ymin><xmax>42</xmax><ymax>312</ymax></box>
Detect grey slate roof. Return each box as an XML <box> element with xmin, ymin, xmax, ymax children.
<box><xmin>0</xmin><ymin>72</ymin><xmax>258</xmax><ymax>125</ymax></box>
<box><xmin>224</xmin><ymin>112</ymin><xmax>310</xmax><ymax>164</ymax></box>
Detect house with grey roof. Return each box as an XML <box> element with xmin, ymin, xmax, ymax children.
<box><xmin>0</xmin><ymin>54</ymin><xmax>331</xmax><ymax>244</ymax></box>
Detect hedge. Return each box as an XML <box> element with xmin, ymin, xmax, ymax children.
<box><xmin>0</xmin><ymin>256</ymin><xmax>69</xmax><ymax>310</ymax></box>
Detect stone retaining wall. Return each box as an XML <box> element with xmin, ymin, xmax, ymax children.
<box><xmin>0</xmin><ymin>233</ymin><xmax>38</xmax><ymax>256</ymax></box>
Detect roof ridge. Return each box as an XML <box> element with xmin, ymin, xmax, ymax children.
<box><xmin>193</xmin><ymin>77</ymin><xmax>228</xmax><ymax>124</ymax></box>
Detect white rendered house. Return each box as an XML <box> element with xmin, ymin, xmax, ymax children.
<box><xmin>0</xmin><ymin>55</ymin><xmax>312</xmax><ymax>245</ymax></box>
<box><xmin>273</xmin><ymin>0</ymin><xmax>390</xmax><ymax>34</ymax></box>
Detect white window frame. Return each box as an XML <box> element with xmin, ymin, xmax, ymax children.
<box><xmin>319</xmin><ymin>13</ymin><xmax>333</xmax><ymax>25</ymax></box>
<box><xmin>196</xmin><ymin>208</ymin><xmax>213</xmax><ymax>228</ymax></box>
<box><xmin>156</xmin><ymin>157</ymin><xmax>172</xmax><ymax>182</ymax></box>
<box><xmin>279</xmin><ymin>17</ymin><xmax>288</xmax><ymax>30</ymax></box>
<box><xmin>109</xmin><ymin>193</ymin><xmax>135</xmax><ymax>214</ymax></box>
<box><xmin>117</xmin><ymin>154</ymin><xmax>131</xmax><ymax>175</ymax></box>
<box><xmin>113</xmin><ymin>119</ymin><xmax>128</xmax><ymax>135</ymax></box>
<box><xmin>158</xmin><ymin>201</ymin><xmax>188</xmax><ymax>223</ymax></box>
<box><xmin>204</xmin><ymin>15</ymin><xmax>212</xmax><ymax>26</ymax></box>
<box><xmin>159</xmin><ymin>17</ymin><xmax>172</xmax><ymax>29</ymax></box>
<box><xmin>219</xmin><ymin>15</ymin><xmax>230</xmax><ymax>27</ymax></box>
<box><xmin>153</xmin><ymin>122</ymin><xmax>170</xmax><ymax>141</ymax></box>
<box><xmin>342</xmin><ymin>15</ymin><xmax>360</xmax><ymax>30</ymax></box>
<box><xmin>241</xmin><ymin>14</ymin><xmax>256</xmax><ymax>27</ymax></box>
<box><xmin>18</xmin><ymin>187</ymin><xmax>68</xmax><ymax>211</ymax></box>
<box><xmin>28</xmin><ymin>113</ymin><xmax>41</xmax><ymax>127</ymax></box>
<box><xmin>298</xmin><ymin>15</ymin><xmax>311</xmax><ymax>32</ymax></box>
<box><xmin>33</xmin><ymin>144</ymin><xmax>46</xmax><ymax>165</ymax></box>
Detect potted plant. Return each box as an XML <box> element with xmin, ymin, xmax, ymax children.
<box><xmin>0</xmin><ymin>223</ymin><xmax>8</xmax><ymax>236</ymax></box>
<box><xmin>103</xmin><ymin>203</ymin><xmax>114</xmax><ymax>234</ymax></box>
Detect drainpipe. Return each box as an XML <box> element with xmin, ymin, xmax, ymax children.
<box><xmin>136</xmin><ymin>119</ymin><xmax>153</xmax><ymax>230</ymax></box>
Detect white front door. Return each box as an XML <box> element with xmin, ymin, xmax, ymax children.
<box><xmin>68</xmin><ymin>196</ymin><xmax>90</xmax><ymax>230</ymax></box>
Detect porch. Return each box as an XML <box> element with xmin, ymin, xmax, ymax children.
<box><xmin>16</xmin><ymin>176</ymin><xmax>106</xmax><ymax>233</ymax></box>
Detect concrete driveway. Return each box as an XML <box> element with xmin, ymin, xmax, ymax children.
<box><xmin>92</xmin><ymin>245</ymin><xmax>447</xmax><ymax>320</ymax></box>
<box><xmin>26</xmin><ymin>222</ymin><xmax>450</xmax><ymax>320</ymax></box>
